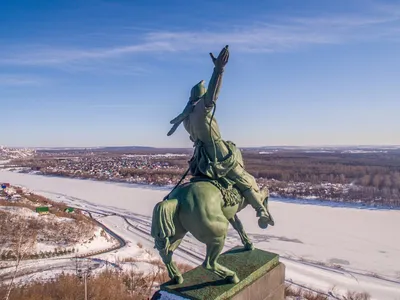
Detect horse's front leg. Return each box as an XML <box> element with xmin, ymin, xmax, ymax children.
<box><xmin>229</xmin><ymin>214</ymin><xmax>254</xmax><ymax>250</ymax></box>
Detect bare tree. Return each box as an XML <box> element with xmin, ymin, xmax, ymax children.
<box><xmin>4</xmin><ymin>221</ymin><xmax>37</xmax><ymax>300</ymax></box>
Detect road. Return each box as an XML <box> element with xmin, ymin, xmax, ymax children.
<box><xmin>1</xmin><ymin>170</ymin><xmax>400</xmax><ymax>299</ymax></box>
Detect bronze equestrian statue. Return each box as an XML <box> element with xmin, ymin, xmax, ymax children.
<box><xmin>151</xmin><ymin>45</ymin><xmax>275</xmax><ymax>285</ymax></box>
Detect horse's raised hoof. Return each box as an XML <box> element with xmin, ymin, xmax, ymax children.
<box><xmin>227</xmin><ymin>274</ymin><xmax>240</xmax><ymax>284</ymax></box>
<box><xmin>244</xmin><ymin>243</ymin><xmax>254</xmax><ymax>251</ymax></box>
<box><xmin>173</xmin><ymin>275</ymin><xmax>184</xmax><ymax>284</ymax></box>
<box><xmin>258</xmin><ymin>217</ymin><xmax>269</xmax><ymax>229</ymax></box>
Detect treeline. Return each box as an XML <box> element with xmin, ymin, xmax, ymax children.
<box><xmin>9</xmin><ymin>150</ymin><xmax>400</xmax><ymax>205</ymax></box>
<box><xmin>161</xmin><ymin>151</ymin><xmax>400</xmax><ymax>189</ymax></box>
<box><xmin>119</xmin><ymin>167</ymin><xmax>183</xmax><ymax>178</ymax></box>
<box><xmin>356</xmin><ymin>173</ymin><xmax>400</xmax><ymax>189</ymax></box>
<box><xmin>241</xmin><ymin>152</ymin><xmax>400</xmax><ymax>186</ymax></box>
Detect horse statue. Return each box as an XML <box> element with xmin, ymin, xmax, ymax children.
<box><xmin>151</xmin><ymin>177</ymin><xmax>271</xmax><ymax>285</ymax></box>
<box><xmin>151</xmin><ymin>45</ymin><xmax>274</xmax><ymax>285</ymax></box>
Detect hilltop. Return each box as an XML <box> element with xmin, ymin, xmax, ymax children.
<box><xmin>0</xmin><ymin>186</ymin><xmax>117</xmax><ymax>264</ymax></box>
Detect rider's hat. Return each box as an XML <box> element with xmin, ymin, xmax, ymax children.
<box><xmin>190</xmin><ymin>80</ymin><xmax>207</xmax><ymax>102</ymax></box>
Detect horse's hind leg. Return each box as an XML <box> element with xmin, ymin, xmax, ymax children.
<box><xmin>203</xmin><ymin>237</ymin><xmax>240</xmax><ymax>284</ymax></box>
<box><xmin>157</xmin><ymin>229</ymin><xmax>187</xmax><ymax>284</ymax></box>
<box><xmin>229</xmin><ymin>214</ymin><xmax>254</xmax><ymax>250</ymax></box>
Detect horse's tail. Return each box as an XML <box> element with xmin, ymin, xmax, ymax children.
<box><xmin>151</xmin><ymin>199</ymin><xmax>179</xmax><ymax>251</ymax></box>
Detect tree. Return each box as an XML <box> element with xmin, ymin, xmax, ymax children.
<box><xmin>4</xmin><ymin>221</ymin><xmax>37</xmax><ymax>300</ymax></box>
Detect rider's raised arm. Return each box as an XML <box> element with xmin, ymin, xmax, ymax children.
<box><xmin>204</xmin><ymin>46</ymin><xmax>229</xmax><ymax>109</ymax></box>
<box><xmin>204</xmin><ymin>67</ymin><xmax>224</xmax><ymax>109</ymax></box>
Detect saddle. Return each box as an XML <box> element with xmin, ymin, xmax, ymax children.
<box><xmin>190</xmin><ymin>175</ymin><xmax>243</xmax><ymax>207</ymax></box>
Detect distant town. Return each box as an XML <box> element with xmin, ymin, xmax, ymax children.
<box><xmin>1</xmin><ymin>145</ymin><xmax>400</xmax><ymax>207</ymax></box>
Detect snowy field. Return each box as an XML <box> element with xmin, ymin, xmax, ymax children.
<box><xmin>1</xmin><ymin>170</ymin><xmax>400</xmax><ymax>299</ymax></box>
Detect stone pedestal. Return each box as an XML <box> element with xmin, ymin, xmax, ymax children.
<box><xmin>152</xmin><ymin>246</ymin><xmax>285</xmax><ymax>300</ymax></box>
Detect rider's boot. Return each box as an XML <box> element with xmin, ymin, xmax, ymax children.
<box><xmin>242</xmin><ymin>188</ymin><xmax>275</xmax><ymax>228</ymax></box>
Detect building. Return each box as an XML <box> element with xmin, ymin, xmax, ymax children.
<box><xmin>36</xmin><ymin>206</ymin><xmax>49</xmax><ymax>215</ymax></box>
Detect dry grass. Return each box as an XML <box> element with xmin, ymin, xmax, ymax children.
<box><xmin>0</xmin><ymin>260</ymin><xmax>194</xmax><ymax>300</ymax></box>
<box><xmin>342</xmin><ymin>291</ymin><xmax>371</xmax><ymax>300</ymax></box>
<box><xmin>0</xmin><ymin>187</ymin><xmax>99</xmax><ymax>259</ymax></box>
<box><xmin>0</xmin><ymin>208</ymin><xmax>95</xmax><ymax>257</ymax></box>
<box><xmin>16</xmin><ymin>189</ymin><xmax>97</xmax><ymax>225</ymax></box>
<box><xmin>0</xmin><ymin>207</ymin><xmax>96</xmax><ymax>260</ymax></box>
<box><xmin>285</xmin><ymin>284</ymin><xmax>371</xmax><ymax>300</ymax></box>
<box><xmin>0</xmin><ymin>271</ymin><xmax>148</xmax><ymax>300</ymax></box>
<box><xmin>0</xmin><ymin>199</ymin><xmax>36</xmax><ymax>211</ymax></box>
<box><xmin>285</xmin><ymin>285</ymin><xmax>329</xmax><ymax>300</ymax></box>
<box><xmin>2</xmin><ymin>187</ymin><xmax>97</xmax><ymax>226</ymax></box>
<box><xmin>0</xmin><ymin>272</ymin><xmax>372</xmax><ymax>300</ymax></box>
<box><xmin>122</xmin><ymin>257</ymin><xmax>193</xmax><ymax>273</ymax></box>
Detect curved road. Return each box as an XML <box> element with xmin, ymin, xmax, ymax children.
<box><xmin>2</xmin><ymin>181</ymin><xmax>399</xmax><ymax>299</ymax></box>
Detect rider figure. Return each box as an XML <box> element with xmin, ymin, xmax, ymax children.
<box><xmin>167</xmin><ymin>45</ymin><xmax>274</xmax><ymax>228</ymax></box>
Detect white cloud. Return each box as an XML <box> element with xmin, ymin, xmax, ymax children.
<box><xmin>144</xmin><ymin>8</ymin><xmax>400</xmax><ymax>53</ymax></box>
<box><xmin>1</xmin><ymin>4</ymin><xmax>399</xmax><ymax>68</ymax></box>
<box><xmin>0</xmin><ymin>74</ymin><xmax>45</xmax><ymax>86</ymax></box>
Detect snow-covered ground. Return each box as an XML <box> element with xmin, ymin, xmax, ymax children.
<box><xmin>0</xmin><ymin>146</ymin><xmax>35</xmax><ymax>159</ymax></box>
<box><xmin>0</xmin><ymin>170</ymin><xmax>399</xmax><ymax>299</ymax></box>
<box><xmin>0</xmin><ymin>198</ymin><xmax>117</xmax><ymax>257</ymax></box>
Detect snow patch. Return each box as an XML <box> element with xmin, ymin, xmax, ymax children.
<box><xmin>0</xmin><ymin>170</ymin><xmax>399</xmax><ymax>299</ymax></box>
<box><xmin>158</xmin><ymin>291</ymin><xmax>190</xmax><ymax>299</ymax></box>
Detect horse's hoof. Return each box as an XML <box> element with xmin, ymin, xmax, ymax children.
<box><xmin>244</xmin><ymin>243</ymin><xmax>254</xmax><ymax>251</ymax></box>
<box><xmin>227</xmin><ymin>274</ymin><xmax>240</xmax><ymax>284</ymax></box>
<box><xmin>258</xmin><ymin>217</ymin><xmax>269</xmax><ymax>229</ymax></box>
<box><xmin>174</xmin><ymin>275</ymin><xmax>184</xmax><ymax>284</ymax></box>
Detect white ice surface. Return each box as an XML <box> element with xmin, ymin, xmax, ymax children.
<box><xmin>1</xmin><ymin>170</ymin><xmax>400</xmax><ymax>299</ymax></box>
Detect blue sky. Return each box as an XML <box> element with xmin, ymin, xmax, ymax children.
<box><xmin>0</xmin><ymin>0</ymin><xmax>399</xmax><ymax>148</ymax></box>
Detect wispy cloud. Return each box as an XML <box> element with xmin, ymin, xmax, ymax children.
<box><xmin>0</xmin><ymin>41</ymin><xmax>176</xmax><ymax>67</ymax></box>
<box><xmin>144</xmin><ymin>8</ymin><xmax>400</xmax><ymax>53</ymax></box>
<box><xmin>87</xmin><ymin>104</ymin><xmax>141</xmax><ymax>109</ymax></box>
<box><xmin>1</xmin><ymin>4</ymin><xmax>399</xmax><ymax>69</ymax></box>
<box><xmin>0</xmin><ymin>74</ymin><xmax>45</xmax><ymax>86</ymax></box>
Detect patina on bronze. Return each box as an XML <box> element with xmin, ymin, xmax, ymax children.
<box><xmin>151</xmin><ymin>46</ymin><xmax>275</xmax><ymax>285</ymax></box>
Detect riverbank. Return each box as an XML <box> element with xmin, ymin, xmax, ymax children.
<box><xmin>1</xmin><ymin>169</ymin><xmax>400</xmax><ymax>299</ymax></box>
<box><xmin>4</xmin><ymin>167</ymin><xmax>399</xmax><ymax>210</ymax></box>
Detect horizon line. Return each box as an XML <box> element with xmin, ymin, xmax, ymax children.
<box><xmin>3</xmin><ymin>144</ymin><xmax>400</xmax><ymax>150</ymax></box>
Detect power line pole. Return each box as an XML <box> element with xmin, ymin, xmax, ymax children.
<box><xmin>84</xmin><ymin>273</ymin><xmax>88</xmax><ymax>300</ymax></box>
<box><xmin>77</xmin><ymin>259</ymin><xmax>92</xmax><ymax>300</ymax></box>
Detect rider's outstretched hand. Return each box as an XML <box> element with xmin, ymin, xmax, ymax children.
<box><xmin>209</xmin><ymin>45</ymin><xmax>229</xmax><ymax>72</ymax></box>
